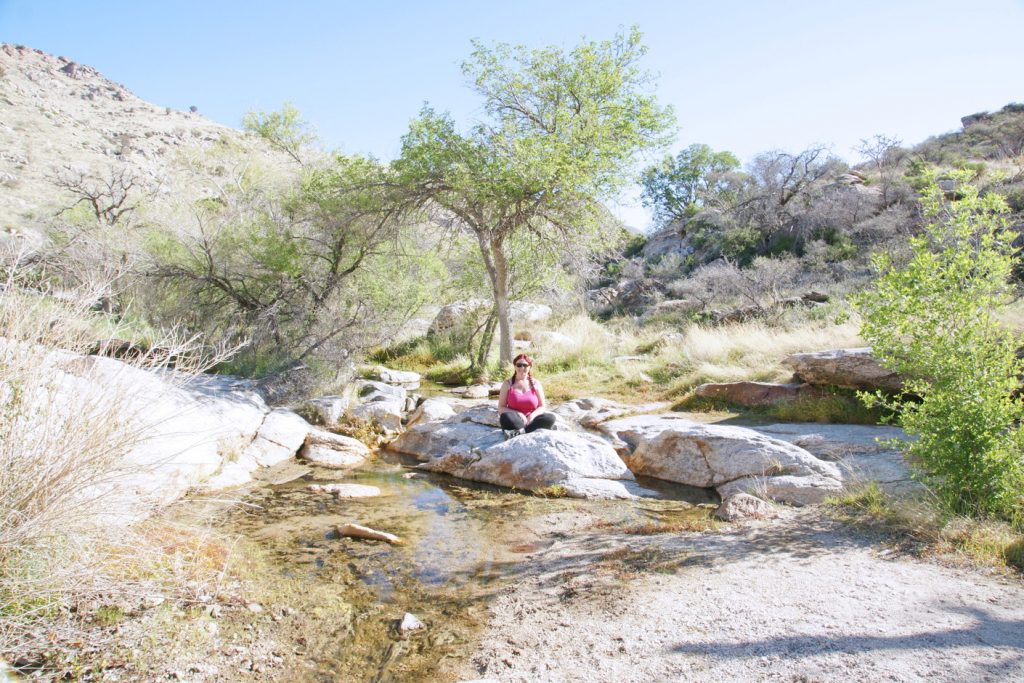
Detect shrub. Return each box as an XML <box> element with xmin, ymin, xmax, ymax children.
<box><xmin>854</xmin><ymin>173</ymin><xmax>1024</xmax><ymax>527</ymax></box>
<box><xmin>0</xmin><ymin>264</ymin><xmax>230</xmax><ymax>656</ymax></box>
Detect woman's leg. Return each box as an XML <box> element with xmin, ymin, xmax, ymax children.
<box><xmin>500</xmin><ymin>412</ymin><xmax>526</xmax><ymax>430</ymax></box>
<box><xmin>524</xmin><ymin>413</ymin><xmax>556</xmax><ymax>432</ymax></box>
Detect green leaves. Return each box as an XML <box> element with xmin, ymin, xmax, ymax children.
<box><xmin>641</xmin><ymin>144</ymin><xmax>741</xmax><ymax>225</ymax></box>
<box><xmin>854</xmin><ymin>171</ymin><xmax>1024</xmax><ymax>526</ymax></box>
<box><xmin>397</xmin><ymin>28</ymin><xmax>674</xmax><ymax>362</ymax></box>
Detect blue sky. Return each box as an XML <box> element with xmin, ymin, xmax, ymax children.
<box><xmin>2</xmin><ymin>0</ymin><xmax>1023</xmax><ymax>229</ymax></box>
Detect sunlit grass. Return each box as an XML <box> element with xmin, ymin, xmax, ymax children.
<box><xmin>826</xmin><ymin>483</ymin><xmax>1024</xmax><ymax>572</ymax></box>
<box><xmin>367</xmin><ymin>312</ymin><xmax>866</xmax><ymax>405</ymax></box>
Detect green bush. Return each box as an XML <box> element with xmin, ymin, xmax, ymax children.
<box><xmin>854</xmin><ymin>172</ymin><xmax>1024</xmax><ymax>527</ymax></box>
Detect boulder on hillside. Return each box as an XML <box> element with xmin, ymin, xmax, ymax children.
<box><xmin>428</xmin><ymin>300</ymin><xmax>552</xmax><ymax>337</ymax></box>
<box><xmin>782</xmin><ymin>348</ymin><xmax>903</xmax><ymax>392</ymax></box>
<box><xmin>641</xmin><ymin>220</ymin><xmax>692</xmax><ymax>259</ymax></box>
<box><xmin>600</xmin><ymin>414</ymin><xmax>842</xmax><ymax>505</ymax></box>
<box><xmin>388</xmin><ymin>407</ymin><xmax>637</xmax><ymax>499</ymax></box>
<box><xmin>693</xmin><ymin>381</ymin><xmax>828</xmax><ymax>408</ymax></box>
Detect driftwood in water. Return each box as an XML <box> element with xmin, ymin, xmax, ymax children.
<box><xmin>336</xmin><ymin>522</ymin><xmax>402</xmax><ymax>544</ymax></box>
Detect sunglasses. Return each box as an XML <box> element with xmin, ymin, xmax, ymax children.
<box><xmin>515</xmin><ymin>363</ymin><xmax>530</xmax><ymax>368</ymax></box>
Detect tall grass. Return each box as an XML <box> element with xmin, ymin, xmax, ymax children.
<box><xmin>658</xmin><ymin>318</ymin><xmax>863</xmax><ymax>387</ymax></box>
<box><xmin>365</xmin><ymin>310</ymin><xmax>863</xmax><ymax>404</ymax></box>
<box><xmin>0</xmin><ymin>262</ymin><xmax>232</xmax><ymax>658</ymax></box>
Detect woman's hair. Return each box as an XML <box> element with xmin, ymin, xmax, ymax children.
<box><xmin>509</xmin><ymin>352</ymin><xmax>536</xmax><ymax>391</ymax></box>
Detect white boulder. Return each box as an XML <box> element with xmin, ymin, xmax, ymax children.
<box><xmin>300</xmin><ymin>427</ymin><xmax>371</xmax><ymax>469</ymax></box>
<box><xmin>389</xmin><ymin>407</ymin><xmax>636</xmax><ymax>499</ymax></box>
<box><xmin>601</xmin><ymin>414</ymin><xmax>843</xmax><ymax>505</ymax></box>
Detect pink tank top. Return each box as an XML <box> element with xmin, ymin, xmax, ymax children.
<box><xmin>506</xmin><ymin>383</ymin><xmax>540</xmax><ymax>414</ymax></box>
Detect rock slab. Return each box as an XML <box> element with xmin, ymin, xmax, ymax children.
<box><xmin>601</xmin><ymin>414</ymin><xmax>842</xmax><ymax>505</ymax></box>
<box><xmin>782</xmin><ymin>347</ymin><xmax>903</xmax><ymax>392</ymax></box>
<box><xmin>389</xmin><ymin>407</ymin><xmax>636</xmax><ymax>499</ymax></box>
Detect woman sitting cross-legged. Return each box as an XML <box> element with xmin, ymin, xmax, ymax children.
<box><xmin>497</xmin><ymin>353</ymin><xmax>556</xmax><ymax>438</ymax></box>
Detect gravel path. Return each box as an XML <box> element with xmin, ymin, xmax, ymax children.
<box><xmin>457</xmin><ymin>509</ymin><xmax>1024</xmax><ymax>682</ymax></box>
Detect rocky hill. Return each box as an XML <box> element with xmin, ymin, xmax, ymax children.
<box><xmin>0</xmin><ymin>43</ymin><xmax>288</xmax><ymax>249</ymax></box>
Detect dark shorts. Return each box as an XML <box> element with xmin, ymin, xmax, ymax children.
<box><xmin>499</xmin><ymin>412</ymin><xmax>556</xmax><ymax>432</ymax></box>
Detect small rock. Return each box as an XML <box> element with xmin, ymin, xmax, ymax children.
<box><xmin>308</xmin><ymin>483</ymin><xmax>382</xmax><ymax>498</ymax></box>
<box><xmin>142</xmin><ymin>593</ymin><xmax>165</xmax><ymax>608</ymax></box>
<box><xmin>400</xmin><ymin>612</ymin><xmax>425</xmax><ymax>633</ymax></box>
<box><xmin>205</xmin><ymin>621</ymin><xmax>219</xmax><ymax>636</ymax></box>
<box><xmin>715</xmin><ymin>492</ymin><xmax>779</xmax><ymax>522</ymax></box>
<box><xmin>246</xmin><ymin>602</ymin><xmax>263</xmax><ymax>613</ymax></box>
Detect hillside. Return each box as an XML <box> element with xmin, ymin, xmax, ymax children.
<box><xmin>0</xmin><ymin>43</ymin><xmax>290</xmax><ymax>248</ymax></box>
<box><xmin>596</xmin><ymin>103</ymin><xmax>1024</xmax><ymax>320</ymax></box>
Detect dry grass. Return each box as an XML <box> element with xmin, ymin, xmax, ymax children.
<box><xmin>0</xmin><ymin>260</ymin><xmax>237</xmax><ymax>660</ymax></box>
<box><xmin>654</xmin><ymin>318</ymin><xmax>863</xmax><ymax>389</ymax></box>
<box><xmin>826</xmin><ymin>483</ymin><xmax>1024</xmax><ymax>573</ymax></box>
<box><xmin>525</xmin><ymin>313</ymin><xmax>863</xmax><ymax>402</ymax></box>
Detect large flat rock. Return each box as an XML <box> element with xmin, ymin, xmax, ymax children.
<box><xmin>750</xmin><ymin>422</ymin><xmax>919</xmax><ymax>494</ymax></box>
<box><xmin>388</xmin><ymin>408</ymin><xmax>637</xmax><ymax>499</ymax></box>
<box><xmin>782</xmin><ymin>348</ymin><xmax>903</xmax><ymax>392</ymax></box>
<box><xmin>600</xmin><ymin>414</ymin><xmax>843</xmax><ymax>506</ymax></box>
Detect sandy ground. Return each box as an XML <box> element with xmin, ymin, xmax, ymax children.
<box><xmin>455</xmin><ymin>508</ymin><xmax>1024</xmax><ymax>683</ymax></box>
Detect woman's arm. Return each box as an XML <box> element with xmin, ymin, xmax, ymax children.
<box><xmin>526</xmin><ymin>381</ymin><xmax>547</xmax><ymax>423</ymax></box>
<box><xmin>497</xmin><ymin>380</ymin><xmax>510</xmax><ymax>414</ymax></box>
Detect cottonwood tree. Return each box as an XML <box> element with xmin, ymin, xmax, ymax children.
<box><xmin>855</xmin><ymin>173</ymin><xmax>1024</xmax><ymax>525</ymax></box>
<box><xmin>640</xmin><ymin>143</ymin><xmax>741</xmax><ymax>225</ymax></box>
<box><xmin>395</xmin><ymin>28</ymin><xmax>675</xmax><ymax>364</ymax></box>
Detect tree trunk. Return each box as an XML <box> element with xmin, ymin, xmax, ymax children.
<box><xmin>474</xmin><ymin>230</ymin><xmax>514</xmax><ymax>366</ymax></box>
<box><xmin>490</xmin><ymin>238</ymin><xmax>513</xmax><ymax>365</ymax></box>
<box><xmin>473</xmin><ymin>306</ymin><xmax>498</xmax><ymax>373</ymax></box>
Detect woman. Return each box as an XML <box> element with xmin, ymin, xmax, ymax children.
<box><xmin>497</xmin><ymin>353</ymin><xmax>556</xmax><ymax>438</ymax></box>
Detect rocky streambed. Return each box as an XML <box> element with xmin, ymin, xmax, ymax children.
<box><xmin>167</xmin><ymin>449</ymin><xmax>716</xmax><ymax>682</ymax></box>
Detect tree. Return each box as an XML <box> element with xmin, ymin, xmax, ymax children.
<box><xmin>855</xmin><ymin>134</ymin><xmax>905</xmax><ymax>205</ymax></box>
<box><xmin>854</xmin><ymin>172</ymin><xmax>1024</xmax><ymax>526</ymax></box>
<box><xmin>242</xmin><ymin>103</ymin><xmax>316</xmax><ymax>165</ymax></box>
<box><xmin>733</xmin><ymin>145</ymin><xmax>846</xmax><ymax>252</ymax></box>
<box><xmin>145</xmin><ymin>151</ymin><xmax>436</xmax><ymax>374</ymax></box>
<box><xmin>54</xmin><ymin>164</ymin><xmax>147</xmax><ymax>226</ymax></box>
<box><xmin>640</xmin><ymin>143</ymin><xmax>740</xmax><ymax>225</ymax></box>
<box><xmin>395</xmin><ymin>28</ymin><xmax>675</xmax><ymax>364</ymax></box>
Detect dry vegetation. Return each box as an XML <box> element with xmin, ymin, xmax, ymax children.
<box><xmin>0</xmin><ymin>263</ymin><xmax>236</xmax><ymax>667</ymax></box>
<box><xmin>826</xmin><ymin>483</ymin><xmax>1024</xmax><ymax>573</ymax></box>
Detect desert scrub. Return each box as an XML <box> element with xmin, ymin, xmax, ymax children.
<box><xmin>0</xmin><ymin>264</ymin><xmax>233</xmax><ymax>660</ymax></box>
<box><xmin>855</xmin><ymin>174</ymin><xmax>1024</xmax><ymax>527</ymax></box>
<box><xmin>826</xmin><ymin>484</ymin><xmax>1024</xmax><ymax>572</ymax></box>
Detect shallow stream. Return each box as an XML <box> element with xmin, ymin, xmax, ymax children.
<box><xmin>202</xmin><ymin>450</ymin><xmax>716</xmax><ymax>681</ymax></box>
